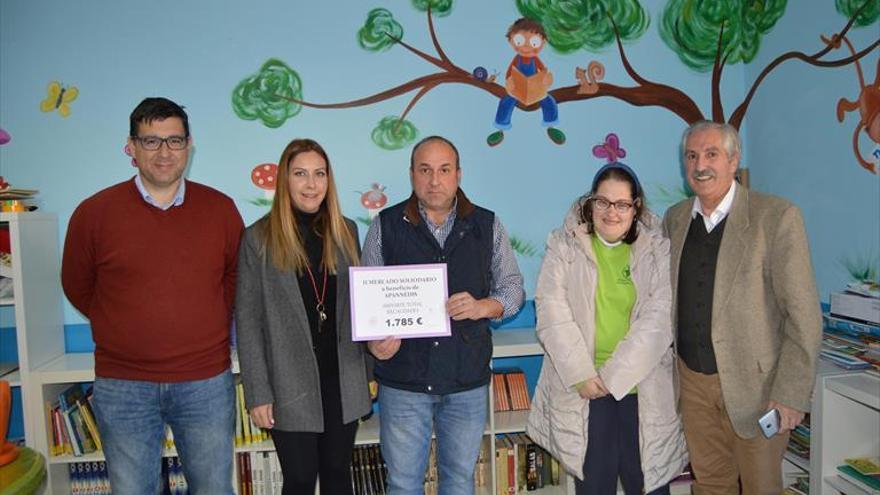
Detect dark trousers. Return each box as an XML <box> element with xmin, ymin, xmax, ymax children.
<box><xmin>575</xmin><ymin>394</ymin><xmax>670</xmax><ymax>495</ymax></box>
<box><xmin>272</xmin><ymin>420</ymin><xmax>358</xmax><ymax>495</ymax></box>
<box><xmin>271</xmin><ymin>363</ymin><xmax>359</xmax><ymax>495</ymax></box>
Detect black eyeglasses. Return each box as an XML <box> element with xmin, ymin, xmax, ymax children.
<box><xmin>133</xmin><ymin>135</ymin><xmax>188</xmax><ymax>151</ymax></box>
<box><xmin>589</xmin><ymin>196</ymin><xmax>637</xmax><ymax>213</ymax></box>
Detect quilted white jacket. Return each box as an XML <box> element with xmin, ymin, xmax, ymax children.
<box><xmin>526</xmin><ymin>197</ymin><xmax>687</xmax><ymax>490</ymax></box>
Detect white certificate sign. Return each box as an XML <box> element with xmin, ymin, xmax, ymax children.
<box><xmin>349</xmin><ymin>264</ymin><xmax>451</xmax><ymax>341</ymax></box>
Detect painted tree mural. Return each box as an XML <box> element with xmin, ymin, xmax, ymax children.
<box><xmin>232</xmin><ymin>0</ymin><xmax>879</xmax><ymax>171</ymax></box>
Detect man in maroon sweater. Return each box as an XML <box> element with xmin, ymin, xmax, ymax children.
<box><xmin>61</xmin><ymin>97</ymin><xmax>243</xmax><ymax>494</ymax></box>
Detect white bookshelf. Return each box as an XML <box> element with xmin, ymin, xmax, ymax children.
<box><xmin>811</xmin><ymin>369</ymin><xmax>880</xmax><ymax>495</ymax></box>
<box><xmin>0</xmin><ymin>212</ymin><xmax>65</xmax><ymax>455</ymax></box>
<box><xmin>489</xmin><ymin>328</ymin><xmax>573</xmax><ymax>494</ymax></box>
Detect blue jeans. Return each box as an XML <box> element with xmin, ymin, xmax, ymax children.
<box><xmin>93</xmin><ymin>370</ymin><xmax>235</xmax><ymax>495</ymax></box>
<box><xmin>493</xmin><ymin>95</ymin><xmax>559</xmax><ymax>130</ymax></box>
<box><xmin>379</xmin><ymin>384</ymin><xmax>487</xmax><ymax>495</ymax></box>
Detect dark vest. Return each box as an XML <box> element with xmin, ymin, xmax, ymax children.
<box><xmin>375</xmin><ymin>193</ymin><xmax>495</xmax><ymax>394</ymax></box>
<box><xmin>677</xmin><ymin>215</ymin><xmax>728</xmax><ymax>374</ymax></box>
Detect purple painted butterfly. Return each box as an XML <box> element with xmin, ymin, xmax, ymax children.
<box><xmin>592</xmin><ymin>133</ymin><xmax>626</xmax><ymax>163</ymax></box>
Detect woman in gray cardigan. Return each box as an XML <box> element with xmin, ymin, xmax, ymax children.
<box><xmin>235</xmin><ymin>138</ymin><xmax>372</xmax><ymax>494</ymax></box>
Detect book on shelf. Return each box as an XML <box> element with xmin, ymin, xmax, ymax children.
<box><xmin>824</xmin><ymin>312</ymin><xmax>880</xmax><ymax>337</ymax></box>
<box><xmin>783</xmin><ymin>474</ymin><xmax>809</xmax><ymax>495</ymax></box>
<box><xmin>846</xmin><ymin>281</ymin><xmax>880</xmax><ymax>299</ymax></box>
<box><xmin>831</xmin><ymin>291</ymin><xmax>880</xmax><ymax>326</ymax></box>
<box><xmin>846</xmin><ymin>456</ymin><xmax>880</xmax><ymax>476</ymax></box>
<box><xmin>67</xmin><ymin>458</ymin><xmax>193</xmax><ymax>495</ymax></box>
<box><xmin>837</xmin><ymin>464</ymin><xmax>880</xmax><ymax>494</ymax></box>
<box><xmin>492</xmin><ymin>433</ymin><xmax>560</xmax><ymax>492</ymax></box>
<box><xmin>820</xmin><ymin>348</ymin><xmax>872</xmax><ymax>370</ymax></box>
<box><xmin>495</xmin><ymin>437</ymin><xmax>509</xmax><ymax>495</ymax></box>
<box><xmin>78</xmin><ymin>389</ymin><xmax>102</xmax><ymax>451</ymax></box>
<box><xmin>822</xmin><ymin>327</ymin><xmax>880</xmax><ymax>371</ymax></box>
<box><xmin>493</xmin><ymin>368</ymin><xmax>531</xmax><ymax>412</ymax></box>
<box><xmin>69</xmin><ymin>461</ymin><xmax>112</xmax><ymax>495</ymax></box>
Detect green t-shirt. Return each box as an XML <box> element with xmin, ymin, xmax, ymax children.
<box><xmin>592</xmin><ymin>235</ymin><xmax>636</xmax><ymax>369</ymax></box>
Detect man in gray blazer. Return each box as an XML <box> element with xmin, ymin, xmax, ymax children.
<box><xmin>663</xmin><ymin>121</ymin><xmax>822</xmax><ymax>494</ymax></box>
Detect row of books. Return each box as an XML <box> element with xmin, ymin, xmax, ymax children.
<box><xmin>68</xmin><ymin>457</ymin><xmax>190</xmax><ymax>495</ymax></box>
<box><xmin>785</xmin><ymin>415</ymin><xmax>810</xmax><ymax>462</ymax></box>
<box><xmin>821</xmin><ymin>282</ymin><xmax>879</xmax><ymax>371</ymax></box>
<box><xmin>235</xmin><ymin>380</ymin><xmax>271</xmax><ymax>446</ymax></box>
<box><xmin>495</xmin><ymin>433</ymin><xmax>561</xmax><ymax>494</ymax></box>
<box><xmin>351</xmin><ymin>444</ymin><xmax>388</xmax><ymax>495</ymax></box>
<box><xmin>782</xmin><ymin>474</ymin><xmax>809</xmax><ymax>495</ymax></box>
<box><xmin>235</xmin><ymin>440</ymin><xmax>491</xmax><ymax>495</ymax></box>
<box><xmin>49</xmin><ymin>383</ymin><xmax>102</xmax><ymax>457</ymax></box>
<box><xmin>493</xmin><ymin>369</ymin><xmax>530</xmax><ymax>412</ymax></box>
<box><xmin>236</xmin><ymin>451</ymin><xmax>281</xmax><ymax>495</ymax></box>
<box><xmin>52</xmin><ymin>379</ymin><xmax>272</xmax><ymax>457</ymax></box>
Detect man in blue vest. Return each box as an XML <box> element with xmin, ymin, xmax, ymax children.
<box><xmin>362</xmin><ymin>136</ymin><xmax>525</xmax><ymax>494</ymax></box>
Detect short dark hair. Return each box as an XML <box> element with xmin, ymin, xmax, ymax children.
<box><xmin>129</xmin><ymin>97</ymin><xmax>190</xmax><ymax>138</ymax></box>
<box><xmin>581</xmin><ymin>166</ymin><xmax>645</xmax><ymax>245</ymax></box>
<box><xmin>506</xmin><ymin>18</ymin><xmax>546</xmax><ymax>40</ymax></box>
<box><xmin>409</xmin><ymin>135</ymin><xmax>460</xmax><ymax>170</ymax></box>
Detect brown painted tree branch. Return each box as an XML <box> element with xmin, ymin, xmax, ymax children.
<box><xmin>729</xmin><ymin>0</ymin><xmax>880</xmax><ymax>128</ymax></box>
<box><xmin>285</xmin><ymin>1</ymin><xmax>876</xmax><ymax>135</ymax></box>
<box><xmin>711</xmin><ymin>21</ymin><xmax>727</xmax><ymax>122</ymax></box>
<box><xmin>426</xmin><ymin>5</ymin><xmax>451</xmax><ymax>65</ymax></box>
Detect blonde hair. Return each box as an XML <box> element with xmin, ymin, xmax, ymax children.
<box><xmin>262</xmin><ymin>138</ymin><xmax>359</xmax><ymax>274</ymax></box>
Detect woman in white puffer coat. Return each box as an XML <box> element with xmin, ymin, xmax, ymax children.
<box><xmin>527</xmin><ymin>163</ymin><xmax>687</xmax><ymax>494</ymax></box>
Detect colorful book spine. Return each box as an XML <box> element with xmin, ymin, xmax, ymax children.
<box><xmin>824</xmin><ymin>313</ymin><xmax>880</xmax><ymax>336</ymax></box>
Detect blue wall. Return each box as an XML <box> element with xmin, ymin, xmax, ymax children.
<box><xmin>0</xmin><ymin>3</ymin><xmax>876</xmax><ymax>338</ymax></box>
<box><xmin>744</xmin><ymin>1</ymin><xmax>880</xmax><ymax>297</ymax></box>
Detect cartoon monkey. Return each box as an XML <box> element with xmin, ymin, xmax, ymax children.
<box><xmin>822</xmin><ymin>33</ymin><xmax>880</xmax><ymax>173</ymax></box>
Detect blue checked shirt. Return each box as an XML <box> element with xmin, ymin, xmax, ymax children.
<box><xmin>361</xmin><ymin>201</ymin><xmax>525</xmax><ymax>320</ymax></box>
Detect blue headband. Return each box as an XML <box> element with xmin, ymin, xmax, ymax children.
<box><xmin>591</xmin><ymin>161</ymin><xmax>642</xmax><ymax>196</ymax></box>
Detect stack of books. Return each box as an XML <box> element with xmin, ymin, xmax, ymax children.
<box><xmin>821</xmin><ymin>282</ymin><xmax>880</xmax><ymax>371</ymax></box>
<box><xmin>492</xmin><ymin>368</ymin><xmax>530</xmax><ymax>412</ymax></box>
<box><xmin>0</xmin><ymin>177</ymin><xmax>38</xmax><ymax>212</ymax></box>
<box><xmin>786</xmin><ymin>415</ymin><xmax>811</xmax><ymax>462</ymax></box>
<box><xmin>836</xmin><ymin>456</ymin><xmax>880</xmax><ymax>494</ymax></box>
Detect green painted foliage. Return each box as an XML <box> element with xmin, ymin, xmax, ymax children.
<box><xmin>232</xmin><ymin>59</ymin><xmax>303</xmax><ymax>128</ymax></box>
<box><xmin>516</xmin><ymin>0</ymin><xmax>649</xmax><ymax>54</ymax></box>
<box><xmin>840</xmin><ymin>251</ymin><xmax>879</xmax><ymax>283</ymax></box>
<box><xmin>248</xmin><ymin>197</ymin><xmax>274</xmax><ymax>208</ymax></box>
<box><xmin>660</xmin><ymin>0</ymin><xmax>788</xmax><ymax>72</ymax></box>
<box><xmin>510</xmin><ymin>235</ymin><xmax>539</xmax><ymax>258</ymax></box>
<box><xmin>836</xmin><ymin>0</ymin><xmax>880</xmax><ymax>27</ymax></box>
<box><xmin>359</xmin><ymin>8</ymin><xmax>405</xmax><ymax>52</ymax></box>
<box><xmin>411</xmin><ymin>0</ymin><xmax>454</xmax><ymax>17</ymax></box>
<box><xmin>371</xmin><ymin>116</ymin><xmax>419</xmax><ymax>150</ymax></box>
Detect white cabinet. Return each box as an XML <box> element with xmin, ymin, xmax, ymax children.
<box><xmin>811</xmin><ymin>369</ymin><xmax>880</xmax><ymax>495</ymax></box>
<box><xmin>0</xmin><ymin>212</ymin><xmax>65</xmax><ymax>450</ymax></box>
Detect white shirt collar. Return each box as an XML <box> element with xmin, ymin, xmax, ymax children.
<box><xmin>134</xmin><ymin>174</ymin><xmax>185</xmax><ymax>210</ymax></box>
<box><xmin>691</xmin><ymin>181</ymin><xmax>736</xmax><ymax>233</ymax></box>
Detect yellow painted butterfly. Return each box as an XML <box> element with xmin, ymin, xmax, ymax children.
<box><xmin>40</xmin><ymin>81</ymin><xmax>79</xmax><ymax>117</ymax></box>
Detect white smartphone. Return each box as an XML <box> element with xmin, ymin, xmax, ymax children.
<box><xmin>758</xmin><ymin>408</ymin><xmax>780</xmax><ymax>438</ymax></box>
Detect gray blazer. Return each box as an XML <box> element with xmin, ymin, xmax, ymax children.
<box><xmin>235</xmin><ymin>217</ymin><xmax>372</xmax><ymax>432</ymax></box>
<box><xmin>664</xmin><ymin>186</ymin><xmax>822</xmax><ymax>438</ymax></box>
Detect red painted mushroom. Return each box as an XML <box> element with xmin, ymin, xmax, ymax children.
<box><xmin>251</xmin><ymin>163</ymin><xmax>278</xmax><ymax>199</ymax></box>
<box><xmin>360</xmin><ymin>183</ymin><xmax>388</xmax><ymax>219</ymax></box>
